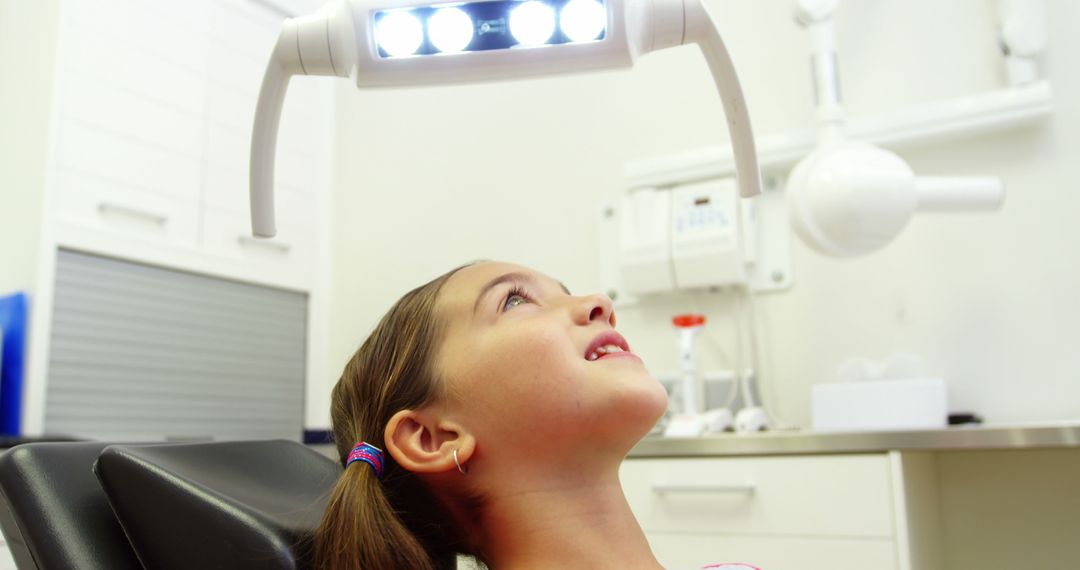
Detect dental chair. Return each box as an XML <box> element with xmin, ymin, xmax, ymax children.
<box><xmin>0</xmin><ymin>439</ymin><xmax>343</xmax><ymax>569</ymax></box>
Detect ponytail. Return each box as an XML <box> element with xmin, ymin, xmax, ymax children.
<box><xmin>313</xmin><ymin>463</ymin><xmax>434</xmax><ymax>569</ymax></box>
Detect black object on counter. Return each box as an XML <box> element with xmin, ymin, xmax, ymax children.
<box><xmin>948</xmin><ymin>412</ymin><xmax>984</xmax><ymax>425</ymax></box>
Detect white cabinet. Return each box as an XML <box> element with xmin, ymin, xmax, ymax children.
<box><xmin>620</xmin><ymin>453</ymin><xmax>942</xmax><ymax>570</ymax></box>
<box><xmin>48</xmin><ymin>0</ymin><xmax>330</xmax><ymax>291</ymax></box>
<box><xmin>22</xmin><ymin>0</ymin><xmax>335</xmax><ymax>435</ymax></box>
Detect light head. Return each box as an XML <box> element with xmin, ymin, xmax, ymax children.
<box><xmin>250</xmin><ymin>0</ymin><xmax>762</xmax><ymax>237</ymax></box>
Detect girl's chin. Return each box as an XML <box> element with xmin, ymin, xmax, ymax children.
<box><xmin>602</xmin><ymin>380</ymin><xmax>670</xmax><ymax>444</ymax></box>
<box><xmin>637</xmin><ymin>386</ymin><xmax>670</xmax><ymax>435</ymax></box>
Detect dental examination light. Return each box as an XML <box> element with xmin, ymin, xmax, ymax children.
<box><xmin>786</xmin><ymin>0</ymin><xmax>1005</xmax><ymax>257</ymax></box>
<box><xmin>250</xmin><ymin>0</ymin><xmax>763</xmax><ymax>237</ymax></box>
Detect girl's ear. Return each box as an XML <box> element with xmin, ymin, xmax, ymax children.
<box><xmin>384</xmin><ymin>409</ymin><xmax>475</xmax><ymax>474</ymax></box>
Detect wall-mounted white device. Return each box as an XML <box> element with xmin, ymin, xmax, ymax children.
<box><xmin>600</xmin><ymin>173</ymin><xmax>792</xmax><ymax>302</ymax></box>
<box><xmin>787</xmin><ymin>0</ymin><xmax>1006</xmax><ymax>257</ymax></box>
<box><xmin>249</xmin><ymin>0</ymin><xmax>765</xmax><ymax>238</ymax></box>
<box><xmin>788</xmin><ymin>143</ymin><xmax>1004</xmax><ymax>256</ymax></box>
<box><xmin>671</xmin><ymin>178</ymin><xmax>748</xmax><ymax>289</ymax></box>
<box><xmin>619</xmin><ymin>188</ymin><xmax>675</xmax><ymax>295</ymax></box>
<box><xmin>618</xmin><ymin>178</ymin><xmax>749</xmax><ymax>295</ymax></box>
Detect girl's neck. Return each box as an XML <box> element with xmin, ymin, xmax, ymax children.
<box><xmin>472</xmin><ymin>469</ymin><xmax>662</xmax><ymax>570</ymax></box>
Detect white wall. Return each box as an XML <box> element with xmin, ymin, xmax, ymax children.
<box><xmin>0</xmin><ymin>0</ymin><xmax>59</xmax><ymax>295</ymax></box>
<box><xmin>326</xmin><ymin>0</ymin><xmax>1080</xmax><ymax>428</ymax></box>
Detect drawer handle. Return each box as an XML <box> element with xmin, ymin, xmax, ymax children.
<box><xmin>98</xmin><ymin>202</ymin><xmax>168</xmax><ymax>226</ymax></box>
<box><xmin>237</xmin><ymin>235</ymin><xmax>292</xmax><ymax>254</ymax></box>
<box><xmin>651</xmin><ymin>483</ymin><xmax>757</xmax><ymax>495</ymax></box>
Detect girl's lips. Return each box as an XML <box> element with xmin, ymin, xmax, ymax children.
<box><xmin>587</xmin><ymin>335</ymin><xmax>642</xmax><ymax>363</ymax></box>
<box><xmin>595</xmin><ymin>351</ymin><xmax>642</xmax><ymax>362</ymax></box>
<box><xmin>584</xmin><ymin>331</ymin><xmax>631</xmax><ymax>361</ymax></box>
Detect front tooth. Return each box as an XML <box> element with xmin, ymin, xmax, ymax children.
<box><xmin>596</xmin><ymin>346</ymin><xmax>609</xmax><ymax>355</ymax></box>
<box><xmin>587</xmin><ymin>352</ymin><xmax>599</xmax><ymax>361</ymax></box>
<box><xmin>604</xmin><ymin>344</ymin><xmax>623</xmax><ymax>352</ymax></box>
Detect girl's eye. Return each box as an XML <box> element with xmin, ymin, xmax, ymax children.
<box><xmin>502</xmin><ymin>287</ymin><xmax>532</xmax><ymax>312</ymax></box>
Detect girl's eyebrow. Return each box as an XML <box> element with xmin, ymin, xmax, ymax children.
<box><xmin>472</xmin><ymin>272</ymin><xmax>571</xmax><ymax>314</ymax></box>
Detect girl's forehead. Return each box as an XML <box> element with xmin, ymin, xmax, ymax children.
<box><xmin>438</xmin><ymin>261</ymin><xmax>569</xmax><ymax>322</ymax></box>
<box><xmin>452</xmin><ymin>261</ymin><xmax>524</xmax><ymax>287</ymax></box>
<box><xmin>438</xmin><ymin>261</ymin><xmax>526</xmax><ymax>313</ymax></box>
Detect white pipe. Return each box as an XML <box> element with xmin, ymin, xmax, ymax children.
<box><xmin>794</xmin><ymin>0</ymin><xmax>843</xmax><ymax>141</ymax></box>
<box><xmin>806</xmin><ymin>19</ymin><xmax>844</xmax><ymax>140</ymax></box>
<box><xmin>915</xmin><ymin>176</ymin><xmax>1005</xmax><ymax>212</ymax></box>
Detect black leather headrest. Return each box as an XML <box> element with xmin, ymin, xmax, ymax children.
<box><xmin>0</xmin><ymin>442</ymin><xmax>142</xmax><ymax>570</ymax></box>
<box><xmin>94</xmin><ymin>440</ymin><xmax>341</xmax><ymax>570</ymax></box>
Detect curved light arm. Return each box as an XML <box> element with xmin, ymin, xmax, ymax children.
<box><xmin>250</xmin><ymin>20</ymin><xmax>304</xmax><ymax>238</ymax></box>
<box><xmin>250</xmin><ymin>58</ymin><xmax>289</xmax><ymax>238</ymax></box>
<box><xmin>683</xmin><ymin>0</ymin><xmax>763</xmax><ymax>201</ymax></box>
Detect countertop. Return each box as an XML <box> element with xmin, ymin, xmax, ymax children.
<box><xmin>628</xmin><ymin>421</ymin><xmax>1080</xmax><ymax>458</ymax></box>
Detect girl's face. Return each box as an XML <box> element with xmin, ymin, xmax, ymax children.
<box><xmin>433</xmin><ymin>262</ymin><xmax>667</xmax><ymax>469</ymax></box>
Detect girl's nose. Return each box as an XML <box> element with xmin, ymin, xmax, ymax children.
<box><xmin>575</xmin><ymin>293</ymin><xmax>616</xmax><ymax>327</ymax></box>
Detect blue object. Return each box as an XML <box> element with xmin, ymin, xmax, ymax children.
<box><xmin>0</xmin><ymin>292</ymin><xmax>29</xmax><ymax>436</ymax></box>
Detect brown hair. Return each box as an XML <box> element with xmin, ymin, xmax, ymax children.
<box><xmin>313</xmin><ymin>264</ymin><xmax>472</xmax><ymax>569</ymax></box>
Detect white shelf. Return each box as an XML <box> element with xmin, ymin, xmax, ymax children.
<box><xmin>624</xmin><ymin>81</ymin><xmax>1054</xmax><ymax>189</ymax></box>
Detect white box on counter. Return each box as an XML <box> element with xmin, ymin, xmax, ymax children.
<box><xmin>811</xmin><ymin>377</ymin><xmax>948</xmax><ymax>432</ymax></box>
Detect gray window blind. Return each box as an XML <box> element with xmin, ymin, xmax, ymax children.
<box><xmin>45</xmin><ymin>249</ymin><xmax>307</xmax><ymax>441</ymax></box>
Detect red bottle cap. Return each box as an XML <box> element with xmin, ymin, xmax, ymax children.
<box><xmin>672</xmin><ymin>314</ymin><xmax>706</xmax><ymax>328</ymax></box>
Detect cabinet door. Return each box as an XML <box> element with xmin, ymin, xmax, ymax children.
<box><xmin>59</xmin><ymin>0</ymin><xmax>209</xmax><ymax>117</ymax></box>
<box><xmin>53</xmin><ymin>170</ymin><xmax>199</xmax><ymax>248</ymax></box>
<box><xmin>648</xmin><ymin>533</ymin><xmax>898</xmax><ymax>570</ymax></box>
<box><xmin>620</xmin><ymin>455</ymin><xmax>895</xmax><ymax>538</ymax></box>
<box><xmin>54</xmin><ymin>0</ymin><xmax>209</xmax><ymax>248</ymax></box>
<box><xmin>201</xmin><ymin>207</ymin><xmax>316</xmax><ymax>281</ymax></box>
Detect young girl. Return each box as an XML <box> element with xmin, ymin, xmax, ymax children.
<box><xmin>313</xmin><ymin>261</ymin><xmax>758</xmax><ymax>570</ymax></box>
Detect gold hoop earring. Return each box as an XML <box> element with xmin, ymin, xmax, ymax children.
<box><xmin>453</xmin><ymin>448</ymin><xmax>468</xmax><ymax>475</ymax></box>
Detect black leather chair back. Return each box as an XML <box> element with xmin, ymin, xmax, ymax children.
<box><xmin>94</xmin><ymin>440</ymin><xmax>341</xmax><ymax>570</ymax></box>
<box><xmin>0</xmin><ymin>442</ymin><xmax>142</xmax><ymax>569</ymax></box>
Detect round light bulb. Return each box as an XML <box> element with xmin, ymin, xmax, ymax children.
<box><xmin>510</xmin><ymin>1</ymin><xmax>556</xmax><ymax>46</ymax></box>
<box><xmin>429</xmin><ymin>7</ymin><xmax>474</xmax><ymax>53</ymax></box>
<box><xmin>376</xmin><ymin>11</ymin><xmax>424</xmax><ymax>57</ymax></box>
<box><xmin>560</xmin><ymin>0</ymin><xmax>605</xmax><ymax>43</ymax></box>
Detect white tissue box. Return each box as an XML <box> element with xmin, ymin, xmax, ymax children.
<box><xmin>811</xmin><ymin>377</ymin><xmax>947</xmax><ymax>432</ymax></box>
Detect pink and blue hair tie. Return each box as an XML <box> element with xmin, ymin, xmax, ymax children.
<box><xmin>346</xmin><ymin>442</ymin><xmax>384</xmax><ymax>479</ymax></box>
